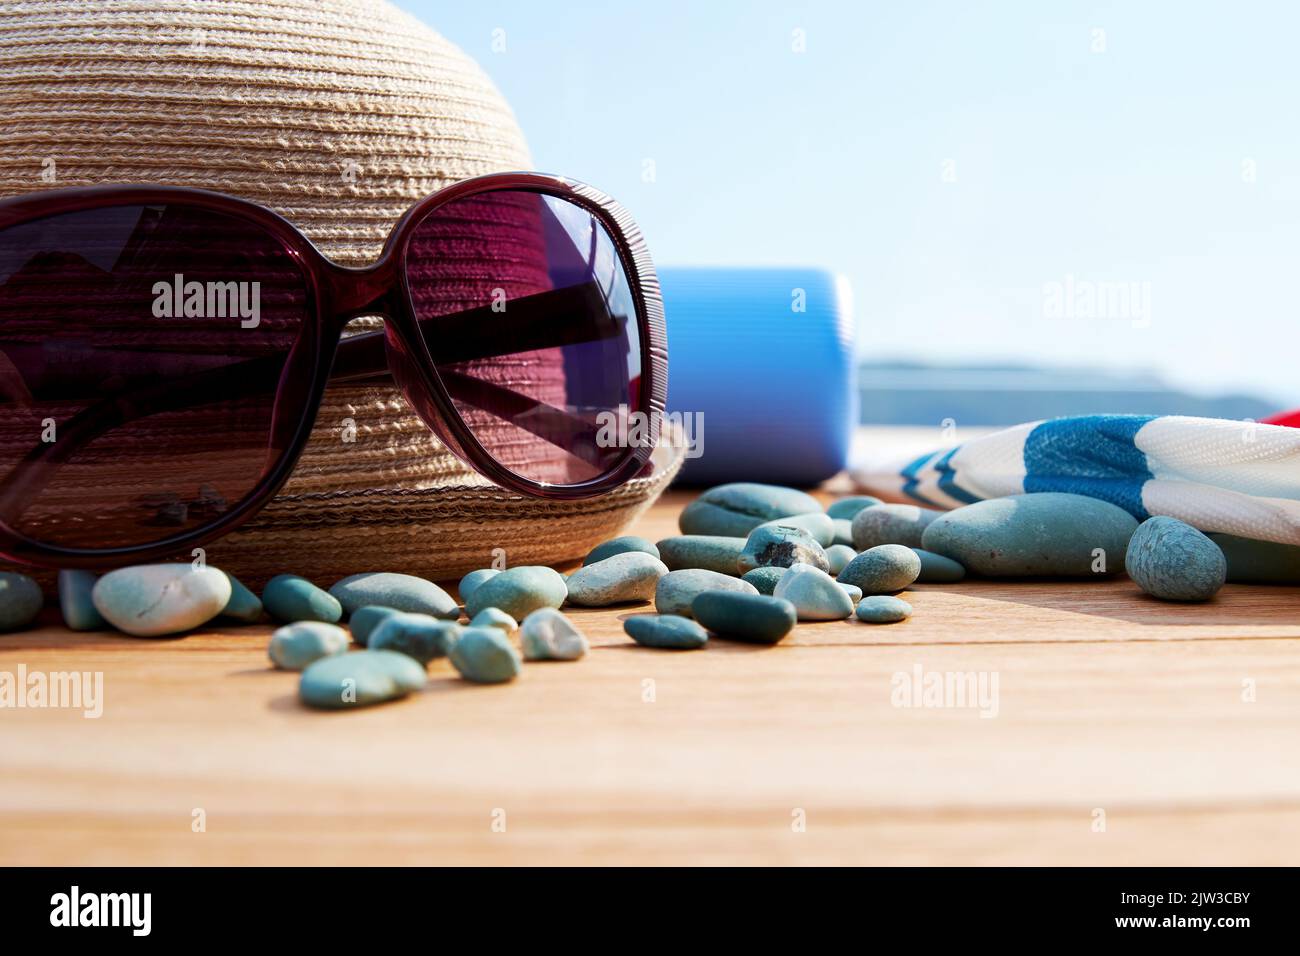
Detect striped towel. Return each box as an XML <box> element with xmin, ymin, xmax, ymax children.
<box><xmin>850</xmin><ymin>415</ymin><xmax>1300</xmax><ymax>546</ymax></box>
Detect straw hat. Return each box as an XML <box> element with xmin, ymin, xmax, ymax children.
<box><xmin>0</xmin><ymin>0</ymin><xmax>681</xmax><ymax>587</ymax></box>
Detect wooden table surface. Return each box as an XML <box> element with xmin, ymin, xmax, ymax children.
<box><xmin>3</xmin><ymin>488</ymin><xmax>1299</xmax><ymax>866</ymax></box>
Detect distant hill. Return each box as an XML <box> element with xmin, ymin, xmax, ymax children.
<box><xmin>859</xmin><ymin>361</ymin><xmax>1279</xmax><ymax>426</ymax></box>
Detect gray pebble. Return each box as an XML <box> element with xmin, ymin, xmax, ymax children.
<box><xmin>826</xmin><ymin>495</ymin><xmax>882</xmax><ymax>520</ymax></box>
<box><xmin>837</xmin><ymin>544</ymin><xmax>921</xmax><ymax>594</ymax></box>
<box><xmin>269</xmin><ymin>621</ymin><xmax>350</xmax><ymax>670</ymax></box>
<box><xmin>825</xmin><ymin>543</ymin><xmax>857</xmax><ymax>575</ymax></box>
<box><xmin>740</xmin><ymin>566</ymin><xmax>785</xmax><ymax>595</ymax></box>
<box><xmin>263</xmin><ymin>574</ymin><xmax>342</xmax><ymax>625</ymax></box>
<box><xmin>773</xmin><ymin>563</ymin><xmax>854</xmax><ymax>621</ymax></box>
<box><xmin>299</xmin><ymin>650</ymin><xmax>426</xmax><ymax>709</ymax></box>
<box><xmin>469</xmin><ymin>607</ymin><xmax>517</xmax><ymax>633</ymax></box>
<box><xmin>464</xmin><ymin>565</ymin><xmax>568</xmax><ymax>620</ymax></box>
<box><xmin>840</xmin><ymin>582</ymin><xmax>863</xmax><ymax>602</ymax></box>
<box><xmin>855</xmin><ymin>595</ymin><xmax>913</xmax><ymax>624</ymax></box>
<box><xmin>692</xmin><ymin>591</ymin><xmax>797</xmax><ymax>644</ymax></box>
<box><xmin>369</xmin><ymin>612</ymin><xmax>461</xmax><ymax>664</ymax></box>
<box><xmin>832</xmin><ymin>519</ymin><xmax>854</xmax><ymax>546</ymax></box>
<box><xmin>913</xmin><ymin>549</ymin><xmax>966</xmax><ymax>583</ymax></box>
<box><xmin>655</xmin><ymin>569</ymin><xmax>758</xmax><ymax>617</ymax></box>
<box><xmin>851</xmin><ymin>503</ymin><xmax>943</xmax><ymax>549</ymax></box>
<box><xmin>921</xmin><ymin>493</ymin><xmax>1138</xmax><ymax>576</ymax></box>
<box><xmin>737</xmin><ymin>524</ymin><xmax>829</xmax><ymax>573</ymax></box>
<box><xmin>94</xmin><ymin>564</ymin><xmax>231</xmax><ymax>637</ymax></box>
<box><xmin>623</xmin><ymin>614</ymin><xmax>708</xmax><ymax>650</ymax></box>
<box><xmin>329</xmin><ymin>572</ymin><xmax>458</xmax><ymax>619</ymax></box>
<box><xmin>656</xmin><ymin>535</ymin><xmax>746</xmax><ymax>574</ymax></box>
<box><xmin>0</xmin><ymin>572</ymin><xmax>43</xmax><ymax>632</ymax></box>
<box><xmin>520</xmin><ymin>607</ymin><xmax>588</xmax><ymax>660</ymax></box>
<box><xmin>449</xmin><ymin>626</ymin><xmax>523</xmax><ymax>682</ymax></box>
<box><xmin>678</xmin><ymin>483</ymin><xmax>823</xmax><ymax>537</ymax></box>
<box><xmin>583</xmin><ymin>535</ymin><xmax>660</xmax><ymax>566</ymax></box>
<box><xmin>757</xmin><ymin>511</ymin><xmax>835</xmax><ymax>547</ymax></box>
<box><xmin>1125</xmin><ymin>516</ymin><xmax>1226</xmax><ymax>601</ymax></box>
<box><xmin>566</xmin><ymin>551</ymin><xmax>668</xmax><ymax>606</ymax></box>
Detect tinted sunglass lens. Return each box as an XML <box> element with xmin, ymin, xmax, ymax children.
<box><xmin>0</xmin><ymin>202</ymin><xmax>311</xmax><ymax>550</ymax></box>
<box><xmin>404</xmin><ymin>189</ymin><xmax>644</xmax><ymax>485</ymax></box>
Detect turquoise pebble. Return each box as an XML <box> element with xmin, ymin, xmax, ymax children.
<box><xmin>655</xmin><ymin>568</ymin><xmax>758</xmax><ymax>617</ymax></box>
<box><xmin>913</xmin><ymin>549</ymin><xmax>966</xmax><ymax>583</ymax></box>
<box><xmin>738</xmin><ymin>524</ymin><xmax>829</xmax><ymax>573</ymax></box>
<box><xmin>826</xmin><ymin>496</ymin><xmax>882</xmax><ymax>520</ymax></box>
<box><xmin>623</xmin><ymin>614</ymin><xmax>708</xmax><ymax>650</ymax></box>
<box><xmin>219</xmin><ymin>572</ymin><xmax>263</xmax><ymax>624</ymax></box>
<box><xmin>1209</xmin><ymin>534</ymin><xmax>1300</xmax><ymax>584</ymax></box>
<box><xmin>449</xmin><ymin>626</ymin><xmax>523</xmax><ymax>682</ymax></box>
<box><xmin>832</xmin><ymin>519</ymin><xmax>854</xmax><ymax>546</ymax></box>
<box><xmin>299</xmin><ymin>650</ymin><xmax>426</xmax><ymax>709</ymax></box>
<box><xmin>825</xmin><ymin>543</ymin><xmax>857</xmax><ymax>576</ymax></box>
<box><xmin>583</xmin><ymin>536</ymin><xmax>660</xmax><ymax>566</ymax></box>
<box><xmin>837</xmin><ymin>544</ymin><xmax>920</xmax><ymax>594</ymax></box>
<box><xmin>263</xmin><ymin>574</ymin><xmax>342</xmax><ymax>624</ymax></box>
<box><xmin>678</xmin><ymin>483</ymin><xmax>823</xmax><ymax>537</ymax></box>
<box><xmin>369</xmin><ymin>612</ymin><xmax>460</xmax><ymax>664</ymax></box>
<box><xmin>692</xmin><ymin>591</ymin><xmax>797</xmax><ymax>644</ymax></box>
<box><xmin>458</xmin><ymin>568</ymin><xmax>500</xmax><ymax>603</ymax></box>
<box><xmin>841</xmin><ymin>583</ymin><xmax>863</xmax><ymax>602</ymax></box>
<box><xmin>0</xmin><ymin>572</ymin><xmax>43</xmax><ymax>632</ymax></box>
<box><xmin>921</xmin><ymin>493</ymin><xmax>1138</xmax><ymax>576</ymax></box>
<box><xmin>349</xmin><ymin>605</ymin><xmax>401</xmax><ymax>646</ymax></box>
<box><xmin>520</xmin><ymin>607</ymin><xmax>588</xmax><ymax>660</ymax></box>
<box><xmin>566</xmin><ymin>551</ymin><xmax>668</xmax><ymax>606</ymax></box>
<box><xmin>855</xmin><ymin>595</ymin><xmax>913</xmax><ymax>624</ymax></box>
<box><xmin>740</xmin><ymin>566</ymin><xmax>785</xmax><ymax>595</ymax></box>
<box><xmin>757</xmin><ymin>512</ymin><xmax>835</xmax><ymax>547</ymax></box>
<box><xmin>269</xmin><ymin>621</ymin><xmax>350</xmax><ymax>670</ymax></box>
<box><xmin>57</xmin><ymin>570</ymin><xmax>104</xmax><ymax>631</ymax></box>
<box><xmin>773</xmin><ymin>563</ymin><xmax>854</xmax><ymax>621</ymax></box>
<box><xmin>464</xmin><ymin>565</ymin><xmax>568</xmax><ymax>620</ymax></box>
<box><xmin>329</xmin><ymin>572</ymin><xmax>458</xmax><ymax>619</ymax></box>
<box><xmin>93</xmin><ymin>564</ymin><xmax>231</xmax><ymax>637</ymax></box>
<box><xmin>656</xmin><ymin>535</ymin><xmax>746</xmax><ymax>574</ymax></box>
<box><xmin>470</xmin><ymin>607</ymin><xmax>517</xmax><ymax>633</ymax></box>
<box><xmin>851</xmin><ymin>503</ymin><xmax>943</xmax><ymax>549</ymax></box>
<box><xmin>1125</xmin><ymin>516</ymin><xmax>1226</xmax><ymax>601</ymax></box>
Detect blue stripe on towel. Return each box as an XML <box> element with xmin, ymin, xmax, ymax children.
<box><xmin>900</xmin><ymin>450</ymin><xmax>940</xmax><ymax>506</ymax></box>
<box><xmin>933</xmin><ymin>445</ymin><xmax>981</xmax><ymax>505</ymax></box>
<box><xmin>1022</xmin><ymin>414</ymin><xmax>1155</xmax><ymax>519</ymax></box>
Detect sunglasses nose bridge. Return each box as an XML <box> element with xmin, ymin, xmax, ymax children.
<box><xmin>323</xmin><ymin>259</ymin><xmax>402</xmax><ymax>325</ymax></box>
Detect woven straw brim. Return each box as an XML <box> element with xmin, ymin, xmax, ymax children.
<box><xmin>0</xmin><ymin>0</ymin><xmax>678</xmax><ymax>587</ymax></box>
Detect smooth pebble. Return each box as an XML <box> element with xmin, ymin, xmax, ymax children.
<box><xmin>740</xmin><ymin>566</ymin><xmax>785</xmax><ymax>595</ymax></box>
<box><xmin>851</xmin><ymin>503</ymin><xmax>943</xmax><ymax>549</ymax></box>
<box><xmin>692</xmin><ymin>591</ymin><xmax>797</xmax><ymax>644</ymax></box>
<box><xmin>913</xmin><ymin>549</ymin><xmax>966</xmax><ymax>583</ymax></box>
<box><xmin>656</xmin><ymin>535</ymin><xmax>746</xmax><ymax>575</ymax></box>
<box><xmin>840</xmin><ymin>582</ymin><xmax>863</xmax><ymax>602</ymax></box>
<box><xmin>1125</xmin><ymin>516</ymin><xmax>1226</xmax><ymax>602</ymax></box>
<box><xmin>623</xmin><ymin>614</ymin><xmax>708</xmax><ymax>650</ymax></box>
<box><xmin>737</xmin><ymin>523</ymin><xmax>829</xmax><ymax>573</ymax></box>
<box><xmin>299</xmin><ymin>650</ymin><xmax>426</xmax><ymax>709</ymax></box>
<box><xmin>458</xmin><ymin>568</ymin><xmax>500</xmax><ymax>603</ymax></box>
<box><xmin>825</xmin><ymin>543</ymin><xmax>857</xmax><ymax>575</ymax></box>
<box><xmin>449</xmin><ymin>626</ymin><xmax>523</xmax><ymax>682</ymax></box>
<box><xmin>773</xmin><ymin>563</ymin><xmax>854</xmax><ymax>621</ymax></box>
<box><xmin>520</xmin><ymin>607</ymin><xmax>588</xmax><ymax>660</ymax></box>
<box><xmin>269</xmin><ymin>621</ymin><xmax>350</xmax><ymax>670</ymax></box>
<box><xmin>1210</xmin><ymin>533</ymin><xmax>1300</xmax><ymax>584</ymax></box>
<box><xmin>470</xmin><ymin>607</ymin><xmax>517</xmax><ymax>633</ymax></box>
<box><xmin>464</xmin><ymin>565</ymin><xmax>568</xmax><ymax>620</ymax></box>
<box><xmin>757</xmin><ymin>511</ymin><xmax>835</xmax><ymax>547</ymax></box>
<box><xmin>826</xmin><ymin>495</ymin><xmax>882</xmax><ymax>520</ymax></box>
<box><xmin>369</xmin><ymin>612</ymin><xmax>461</xmax><ymax>664</ymax></box>
<box><xmin>855</xmin><ymin>595</ymin><xmax>913</xmax><ymax>624</ymax></box>
<box><xmin>219</xmin><ymin>573</ymin><xmax>263</xmax><ymax>624</ymax></box>
<box><xmin>837</xmin><ymin>544</ymin><xmax>921</xmax><ymax>594</ymax></box>
<box><xmin>329</xmin><ymin>572</ymin><xmax>458</xmax><ymax>619</ymax></box>
<box><xmin>349</xmin><ymin>605</ymin><xmax>401</xmax><ymax>646</ymax></box>
<box><xmin>263</xmin><ymin>574</ymin><xmax>342</xmax><ymax>624</ymax></box>
<box><xmin>93</xmin><ymin>564</ymin><xmax>230</xmax><ymax>637</ymax></box>
<box><xmin>566</xmin><ymin>551</ymin><xmax>669</xmax><ymax>606</ymax></box>
<box><xmin>583</xmin><ymin>535</ymin><xmax>660</xmax><ymax>566</ymax></box>
<box><xmin>655</xmin><ymin>568</ymin><xmax>758</xmax><ymax>617</ymax></box>
<box><xmin>57</xmin><ymin>570</ymin><xmax>104</xmax><ymax>631</ymax></box>
<box><xmin>0</xmin><ymin>572</ymin><xmax>43</xmax><ymax>632</ymax></box>
<box><xmin>921</xmin><ymin>493</ymin><xmax>1138</xmax><ymax>576</ymax></box>
<box><xmin>678</xmin><ymin>483</ymin><xmax>823</xmax><ymax>537</ymax></box>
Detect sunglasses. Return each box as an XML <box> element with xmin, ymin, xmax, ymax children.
<box><xmin>0</xmin><ymin>172</ymin><xmax>667</xmax><ymax>569</ymax></box>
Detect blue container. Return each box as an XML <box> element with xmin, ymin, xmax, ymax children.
<box><xmin>657</xmin><ymin>267</ymin><xmax>857</xmax><ymax>486</ymax></box>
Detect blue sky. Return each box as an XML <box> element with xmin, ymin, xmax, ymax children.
<box><xmin>398</xmin><ymin>0</ymin><xmax>1300</xmax><ymax>408</ymax></box>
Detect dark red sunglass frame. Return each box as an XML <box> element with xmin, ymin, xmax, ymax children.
<box><xmin>0</xmin><ymin>172</ymin><xmax>667</xmax><ymax>569</ymax></box>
